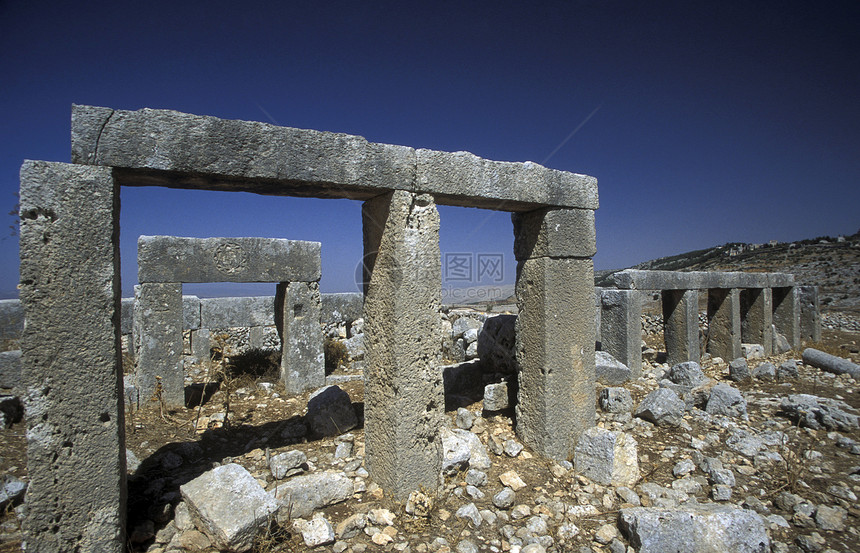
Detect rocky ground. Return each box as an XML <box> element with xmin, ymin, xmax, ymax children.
<box><xmin>1</xmin><ymin>316</ymin><xmax>859</xmax><ymax>552</ymax></box>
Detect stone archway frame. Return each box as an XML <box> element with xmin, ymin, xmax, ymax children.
<box><xmin>134</xmin><ymin>235</ymin><xmax>323</xmax><ymax>408</ymax></box>
<box><xmin>18</xmin><ymin>105</ymin><xmax>598</xmax><ymax>550</ymax></box>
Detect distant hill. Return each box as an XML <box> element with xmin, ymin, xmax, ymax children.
<box><xmin>596</xmin><ymin>230</ymin><xmax>860</xmax><ymax>313</ymax></box>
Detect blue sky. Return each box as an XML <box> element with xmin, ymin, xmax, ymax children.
<box><xmin>1</xmin><ymin>1</ymin><xmax>858</xmax><ymax>299</ymax></box>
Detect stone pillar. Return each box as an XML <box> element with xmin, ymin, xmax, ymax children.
<box><xmin>771</xmin><ymin>287</ymin><xmax>799</xmax><ymax>349</ymax></box>
<box><xmin>19</xmin><ymin>161</ymin><xmax>126</xmax><ymax>552</ymax></box>
<box><xmin>797</xmin><ymin>286</ymin><xmax>819</xmax><ymax>344</ymax></box>
<box><xmin>191</xmin><ymin>328</ymin><xmax>212</xmax><ymax>362</ymax></box>
<box><xmin>600</xmin><ymin>289</ymin><xmax>642</xmax><ymax>377</ymax></box>
<box><xmin>741</xmin><ymin>288</ymin><xmax>773</xmax><ymax>355</ymax></box>
<box><xmin>362</xmin><ymin>190</ymin><xmax>444</xmax><ymax>500</ymax></box>
<box><xmin>276</xmin><ymin>281</ymin><xmax>324</xmax><ymax>395</ymax></box>
<box><xmin>135</xmin><ymin>282</ymin><xmax>184</xmax><ymax>408</ymax></box>
<box><xmin>513</xmin><ymin>207</ymin><xmax>596</xmax><ymax>460</ymax></box>
<box><xmin>706</xmin><ymin>288</ymin><xmax>741</xmax><ymax>361</ymax></box>
<box><xmin>662</xmin><ymin>289</ymin><xmax>700</xmax><ymax>366</ymax></box>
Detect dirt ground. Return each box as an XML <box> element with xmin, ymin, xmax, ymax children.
<box><xmin>1</xmin><ymin>320</ymin><xmax>859</xmax><ymax>552</ymax></box>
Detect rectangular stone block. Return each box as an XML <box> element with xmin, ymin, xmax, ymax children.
<box><xmin>0</xmin><ymin>350</ymin><xmax>22</xmax><ymax>392</ymax></box>
<box><xmin>0</xmin><ymin>299</ymin><xmax>23</xmax><ymax>343</ymax></box>
<box><xmin>662</xmin><ymin>289</ymin><xmax>700</xmax><ymax>366</ymax></box>
<box><xmin>707</xmin><ymin>288</ymin><xmax>742</xmax><ymax>361</ymax></box>
<box><xmin>363</xmin><ymin>190</ymin><xmax>444</xmax><ymax>500</ymax></box>
<box><xmin>797</xmin><ymin>286</ymin><xmax>820</xmax><ymax>344</ymax></box>
<box><xmin>417</xmin><ymin>149</ymin><xmax>598</xmax><ymax>210</ymax></box>
<box><xmin>120</xmin><ymin>297</ymin><xmax>135</xmax><ymax>335</ymax></box>
<box><xmin>138</xmin><ymin>235</ymin><xmax>321</xmax><ymax>283</ymax></box>
<box><xmin>71</xmin><ymin>105</ymin><xmax>599</xmax><ymax>211</ymax></box>
<box><xmin>135</xmin><ymin>283</ymin><xmax>184</xmax><ymax>408</ymax></box>
<box><xmin>516</xmin><ymin>257</ymin><xmax>595</xmax><ymax>460</ymax></box>
<box><xmin>277</xmin><ymin>282</ymin><xmax>324</xmax><ymax>394</ymax></box>
<box><xmin>512</xmin><ymin>207</ymin><xmax>596</xmax><ymax>260</ymax></box>
<box><xmin>600</xmin><ymin>289</ymin><xmax>642</xmax><ymax>377</ymax></box>
<box><xmin>200</xmin><ymin>296</ymin><xmax>276</xmax><ymax>328</ymax></box>
<box><xmin>320</xmin><ymin>293</ymin><xmax>364</xmax><ymax>324</ymax></box>
<box><xmin>772</xmin><ymin>287</ymin><xmax>801</xmax><ymax>349</ymax></box>
<box><xmin>613</xmin><ymin>270</ymin><xmax>794</xmax><ymax>291</ymax></box>
<box><xmin>18</xmin><ymin>160</ymin><xmax>125</xmax><ymax>552</ymax></box>
<box><xmin>183</xmin><ymin>295</ymin><xmax>201</xmax><ymax>330</ymax></box>
<box><xmin>741</xmin><ymin>288</ymin><xmax>773</xmax><ymax>355</ymax></box>
<box><xmin>72</xmin><ymin>105</ymin><xmax>417</xmax><ymax>202</ymax></box>
<box><xmin>191</xmin><ymin>328</ymin><xmax>213</xmax><ymax>362</ymax></box>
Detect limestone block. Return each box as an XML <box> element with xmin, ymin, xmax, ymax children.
<box><xmin>138</xmin><ymin>235</ymin><xmax>320</xmax><ymax>283</ymax></box>
<box><xmin>18</xmin><ymin>161</ymin><xmax>125</xmax><ymax>552</ymax></box>
<box><xmin>476</xmin><ymin>314</ymin><xmax>516</xmax><ymax>374</ymax></box>
<box><xmin>599</xmin><ymin>289</ymin><xmax>642</xmax><ymax>376</ymax></box>
<box><xmin>72</xmin><ymin>105</ymin><xmax>598</xmax><ymax>211</ymax></box>
<box><xmin>305</xmin><ymin>385</ymin><xmax>358</xmax><ymax>437</ymax></box>
<box><xmin>798</xmin><ymin>286</ymin><xmax>820</xmax><ymax>343</ymax></box>
<box><xmin>511</xmin><ymin>207</ymin><xmax>596</xmax><ymax>260</ymax></box>
<box><xmin>740</xmin><ymin>288</ymin><xmax>773</xmax><ymax>356</ymax></box>
<box><xmin>271</xmin><ymin>471</ymin><xmax>353</xmax><ymax>519</ymax></box>
<box><xmin>707</xmin><ymin>288</ymin><xmax>741</xmax><ymax>361</ymax></box>
<box><xmin>483</xmin><ymin>381</ymin><xmax>510</xmax><ymax>411</ymax></box>
<box><xmin>320</xmin><ymin>293</ymin><xmax>364</xmax><ymax>324</ymax></box>
<box><xmin>662</xmin><ymin>289</ymin><xmax>700</xmax><ymax>366</ymax></box>
<box><xmin>575</xmin><ymin>427</ymin><xmax>640</xmax><ymax>487</ymax></box>
<box><xmin>201</xmin><ymin>296</ymin><xmax>275</xmax><ymax>329</ymax></box>
<box><xmin>619</xmin><ymin>505</ymin><xmax>769</xmax><ymax>553</ymax></box>
<box><xmin>180</xmin><ymin>463</ymin><xmax>279</xmax><ymax>552</ymax></box>
<box><xmin>0</xmin><ymin>350</ymin><xmax>22</xmax><ymax>393</ymax></box>
<box><xmin>634</xmin><ymin>388</ymin><xmax>685</xmax><ymax>427</ymax></box>
<box><xmin>182</xmin><ymin>295</ymin><xmax>201</xmax><ymax>330</ymax></box>
<box><xmin>0</xmin><ymin>299</ymin><xmax>23</xmax><ymax>342</ymax></box>
<box><xmin>515</xmin><ymin>257</ymin><xmax>595</xmax><ymax>460</ymax></box>
<box><xmin>120</xmin><ymin>297</ymin><xmax>135</xmax><ymax>335</ymax></box>
<box><xmin>613</xmin><ymin>269</ymin><xmax>794</xmax><ymax>291</ymax></box>
<box><xmin>595</xmin><ymin>351</ymin><xmax>631</xmax><ymax>385</ymax></box>
<box><xmin>135</xmin><ymin>282</ymin><xmax>184</xmax><ymax>407</ymax></box>
<box><xmin>278</xmin><ymin>281</ymin><xmax>324</xmax><ymax>394</ymax></box>
<box><xmin>363</xmin><ymin>190</ymin><xmax>444</xmax><ymax>500</ymax></box>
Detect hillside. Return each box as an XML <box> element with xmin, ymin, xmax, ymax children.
<box><xmin>596</xmin><ymin>230</ymin><xmax>860</xmax><ymax>313</ymax></box>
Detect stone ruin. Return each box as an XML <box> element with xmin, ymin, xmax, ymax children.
<box><xmin>133</xmin><ymin>235</ymin><xmax>324</xmax><ymax>407</ymax></box>
<box><xmin>17</xmin><ymin>105</ymin><xmax>598</xmax><ymax>550</ymax></box>
<box><xmin>596</xmin><ymin>270</ymin><xmax>821</xmax><ymax>375</ymax></box>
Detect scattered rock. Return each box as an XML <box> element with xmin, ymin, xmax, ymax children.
<box><xmin>752</xmin><ymin>362</ymin><xmax>776</xmax><ymax>382</ymax></box>
<box><xmin>499</xmin><ymin>471</ymin><xmax>526</xmax><ymax>491</ymax></box>
<box><xmin>271</xmin><ymin>471</ymin><xmax>353</xmax><ymax>519</ymax></box>
<box><xmin>705</xmin><ymin>384</ymin><xmax>748</xmax><ymax>419</ymax></box>
<box><xmin>667</xmin><ymin>361</ymin><xmax>707</xmax><ymax>387</ymax></box>
<box><xmin>293</xmin><ymin>516</ymin><xmax>336</xmax><ymax>547</ymax></box>
<box><xmin>305</xmin><ymin>386</ymin><xmax>358</xmax><ymax>438</ymax></box>
<box><xmin>483</xmin><ymin>381</ymin><xmax>510</xmax><ymax>411</ymax></box>
<box><xmin>599</xmin><ymin>387</ymin><xmax>633</xmax><ymax>413</ymax></box>
<box><xmin>729</xmin><ymin>358</ymin><xmax>751</xmax><ymax>382</ymax></box>
<box><xmin>574</xmin><ymin>426</ymin><xmax>640</xmax><ymax>486</ymax></box>
<box><xmin>595</xmin><ymin>351</ymin><xmax>631</xmax><ymax>385</ymax></box>
<box><xmin>179</xmin><ymin>463</ymin><xmax>279</xmax><ymax>553</ymax></box>
<box><xmin>269</xmin><ymin>450</ymin><xmax>307</xmax><ymax>479</ymax></box>
<box><xmin>634</xmin><ymin>388</ymin><xmax>685</xmax><ymax>426</ymax></box>
<box><xmin>780</xmin><ymin>394</ymin><xmax>859</xmax><ymax>431</ymax></box>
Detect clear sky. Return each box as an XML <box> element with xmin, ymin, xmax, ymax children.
<box><xmin>1</xmin><ymin>1</ymin><xmax>858</xmax><ymax>299</ymax></box>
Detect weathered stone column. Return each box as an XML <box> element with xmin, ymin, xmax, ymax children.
<box><xmin>797</xmin><ymin>286</ymin><xmax>821</xmax><ymax>344</ymax></box>
<box><xmin>600</xmin><ymin>289</ymin><xmax>642</xmax><ymax>377</ymax></box>
<box><xmin>662</xmin><ymin>289</ymin><xmax>700</xmax><ymax>366</ymax></box>
<box><xmin>19</xmin><ymin>161</ymin><xmax>126</xmax><ymax>552</ymax></box>
<box><xmin>135</xmin><ymin>282</ymin><xmax>184</xmax><ymax>407</ymax></box>
<box><xmin>363</xmin><ymin>190</ymin><xmax>444</xmax><ymax>500</ymax></box>
<box><xmin>706</xmin><ymin>288</ymin><xmax>741</xmax><ymax>361</ymax></box>
<box><xmin>276</xmin><ymin>281</ymin><xmax>324</xmax><ymax>394</ymax></box>
<box><xmin>513</xmin><ymin>207</ymin><xmax>596</xmax><ymax>460</ymax></box>
<box><xmin>741</xmin><ymin>288</ymin><xmax>773</xmax><ymax>355</ymax></box>
<box><xmin>773</xmin><ymin>286</ymin><xmax>804</xmax><ymax>349</ymax></box>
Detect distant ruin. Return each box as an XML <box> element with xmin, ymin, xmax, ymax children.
<box><xmin>18</xmin><ymin>105</ymin><xmax>598</xmax><ymax>550</ymax></box>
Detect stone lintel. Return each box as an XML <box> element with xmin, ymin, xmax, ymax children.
<box><xmin>71</xmin><ymin>105</ymin><xmax>598</xmax><ymax>211</ymax></box>
<box><xmin>18</xmin><ymin>160</ymin><xmax>126</xmax><ymax>551</ymax></box>
<box><xmin>512</xmin><ymin>207</ymin><xmax>596</xmax><ymax>260</ymax></box>
<box><xmin>138</xmin><ymin>235</ymin><xmax>320</xmax><ymax>283</ymax></box>
<box><xmin>613</xmin><ymin>270</ymin><xmax>795</xmax><ymax>291</ymax></box>
<box><xmin>662</xmin><ymin>289</ymin><xmax>700</xmax><ymax>366</ymax></box>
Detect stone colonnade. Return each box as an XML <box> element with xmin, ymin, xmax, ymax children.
<box><xmin>134</xmin><ymin>235</ymin><xmax>323</xmax><ymax>407</ymax></box>
<box><xmin>599</xmin><ymin>270</ymin><xmax>821</xmax><ymax>369</ymax></box>
<box><xmin>18</xmin><ymin>105</ymin><xmax>598</xmax><ymax>550</ymax></box>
